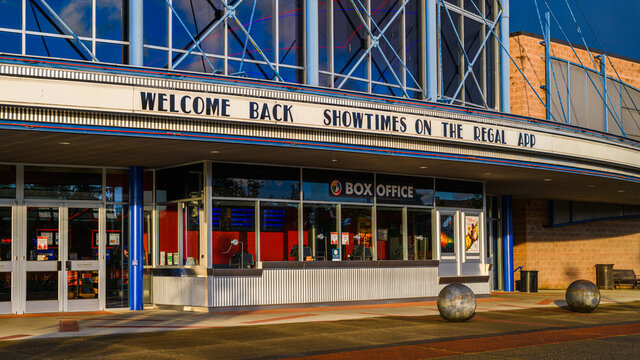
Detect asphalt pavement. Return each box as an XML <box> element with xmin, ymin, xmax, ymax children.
<box><xmin>0</xmin><ymin>289</ymin><xmax>638</xmax><ymax>359</ymax></box>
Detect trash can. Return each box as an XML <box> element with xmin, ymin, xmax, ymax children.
<box><xmin>520</xmin><ymin>270</ymin><xmax>538</xmax><ymax>292</ymax></box>
<box><xmin>595</xmin><ymin>264</ymin><xmax>614</xmax><ymax>289</ymax></box>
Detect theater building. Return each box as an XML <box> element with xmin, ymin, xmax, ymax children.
<box><xmin>0</xmin><ymin>1</ymin><xmax>638</xmax><ymax>313</ymax></box>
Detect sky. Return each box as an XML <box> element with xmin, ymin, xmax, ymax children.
<box><xmin>510</xmin><ymin>0</ymin><xmax>640</xmax><ymax>61</ymax></box>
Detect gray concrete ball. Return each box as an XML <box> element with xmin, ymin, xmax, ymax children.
<box><xmin>565</xmin><ymin>280</ymin><xmax>600</xmax><ymax>313</ymax></box>
<box><xmin>437</xmin><ymin>283</ymin><xmax>476</xmax><ymax>322</ymax></box>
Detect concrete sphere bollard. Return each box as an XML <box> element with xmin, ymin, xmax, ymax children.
<box><xmin>565</xmin><ymin>280</ymin><xmax>601</xmax><ymax>313</ymax></box>
<box><xmin>437</xmin><ymin>284</ymin><xmax>476</xmax><ymax>322</ymax></box>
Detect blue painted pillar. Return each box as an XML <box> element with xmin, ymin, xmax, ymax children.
<box><xmin>502</xmin><ymin>195</ymin><xmax>514</xmax><ymax>292</ymax></box>
<box><xmin>129</xmin><ymin>166</ymin><xmax>144</xmax><ymax>310</ymax></box>
<box><xmin>305</xmin><ymin>0</ymin><xmax>319</xmax><ymax>86</ymax></box>
<box><xmin>544</xmin><ymin>11</ymin><xmax>551</xmax><ymax>121</ymax></box>
<box><xmin>426</xmin><ymin>0</ymin><xmax>437</xmax><ymax>101</ymax></box>
<box><xmin>129</xmin><ymin>0</ymin><xmax>144</xmax><ymax>66</ymax></box>
<box><xmin>499</xmin><ymin>0</ymin><xmax>510</xmax><ymax>113</ymax></box>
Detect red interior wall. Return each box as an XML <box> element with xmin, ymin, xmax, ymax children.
<box><xmin>158</xmin><ymin>207</ymin><xmax>178</xmax><ymax>253</ymax></box>
<box><xmin>183</xmin><ymin>230</ymin><xmax>199</xmax><ymax>263</ymax></box>
<box><xmin>212</xmin><ymin>231</ymin><xmax>256</xmax><ymax>266</ymax></box>
<box><xmin>377</xmin><ymin>240</ymin><xmax>387</xmax><ymax>259</ymax></box>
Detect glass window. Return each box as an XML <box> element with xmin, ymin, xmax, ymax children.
<box><xmin>68</xmin><ymin>208</ymin><xmax>99</xmax><ymax>261</ymax></box>
<box><xmin>182</xmin><ymin>201</ymin><xmax>202</xmax><ymax>266</ymax></box>
<box><xmin>0</xmin><ymin>165</ymin><xmax>16</xmax><ymax>199</ymax></box>
<box><xmin>408</xmin><ymin>209</ymin><xmax>432</xmax><ymax>260</ymax></box>
<box><xmin>27</xmin><ymin>272</ymin><xmax>58</xmax><ymax>301</ymax></box>
<box><xmin>435</xmin><ymin>179</ymin><xmax>483</xmax><ymax>208</ymax></box>
<box><xmin>143</xmin><ymin>206</ymin><xmax>153</xmax><ymax>267</ymax></box>
<box><xmin>158</xmin><ymin>203</ymin><xmax>178</xmax><ymax>265</ymax></box>
<box><xmin>212</xmin><ymin>163</ymin><xmax>300</xmax><ymax>200</ymax></box>
<box><xmin>439</xmin><ymin>213</ymin><xmax>455</xmax><ymax>258</ymax></box>
<box><xmin>0</xmin><ymin>1</ymin><xmax>21</xmax><ymax>30</ymax></box>
<box><xmin>303</xmin><ymin>169</ymin><xmax>374</xmax><ymax>203</ymax></box>
<box><xmin>0</xmin><ymin>32</ymin><xmax>21</xmax><ymax>55</ymax></box>
<box><xmin>341</xmin><ymin>206</ymin><xmax>372</xmax><ymax>260</ymax></box>
<box><xmin>144</xmin><ymin>0</ymin><xmax>168</xmax><ymax>47</ymax></box>
<box><xmin>260</xmin><ymin>202</ymin><xmax>298</xmax><ymax>262</ymax></box>
<box><xmin>26</xmin><ymin>0</ymin><xmax>92</xmax><ymax>37</ymax></box>
<box><xmin>376</xmin><ymin>208</ymin><xmax>403</xmax><ymax>260</ymax></box>
<box><xmin>106</xmin><ymin>204</ymin><xmax>128</xmax><ymax>308</ymax></box>
<box><xmin>24</xmin><ymin>166</ymin><xmax>102</xmax><ymax>201</ymax></box>
<box><xmin>156</xmin><ymin>163</ymin><xmax>203</xmax><ymax>202</ymax></box>
<box><xmin>106</xmin><ymin>169</ymin><xmax>128</xmax><ymax>203</ymax></box>
<box><xmin>26</xmin><ymin>207</ymin><xmax>59</xmax><ymax>261</ymax></box>
<box><xmin>279</xmin><ymin>0</ymin><xmax>303</xmax><ymax>66</ymax></box>
<box><xmin>96</xmin><ymin>0</ymin><xmax>124</xmax><ymax>41</ymax></box>
<box><xmin>0</xmin><ymin>272</ymin><xmax>9</xmax><ymax>302</ymax></box>
<box><xmin>211</xmin><ymin>201</ymin><xmax>256</xmax><ymax>268</ymax></box>
<box><xmin>0</xmin><ymin>207</ymin><xmax>11</xmax><ymax>262</ymax></box>
<box><xmin>376</xmin><ymin>174</ymin><xmax>433</xmax><ymax>206</ymax></box>
<box><xmin>303</xmin><ymin>204</ymin><xmax>337</xmax><ymax>261</ymax></box>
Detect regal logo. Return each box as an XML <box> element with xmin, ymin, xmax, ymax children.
<box><xmin>329</xmin><ymin>180</ymin><xmax>342</xmax><ymax>196</ymax></box>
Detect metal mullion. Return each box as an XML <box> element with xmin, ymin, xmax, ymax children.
<box><xmin>21</xmin><ymin>0</ymin><xmax>26</xmax><ymax>55</ymax></box>
<box><xmin>401</xmin><ymin>4</ymin><xmax>406</xmax><ymax>89</ymax></box>
<box><xmin>459</xmin><ymin>9</ymin><xmax>464</xmax><ymax>104</ymax></box>
<box><xmin>402</xmin><ymin>206</ymin><xmax>408</xmax><ymax>260</ymax></box>
<box><xmin>92</xmin><ymin>0</ymin><xmax>96</xmax><ymax>55</ymax></box>
<box><xmin>329</xmin><ymin>0</ymin><xmax>334</xmax><ymax>86</ymax></box>
<box><xmin>481</xmin><ymin>0</ymin><xmax>486</xmax><ymax>103</ymax></box>
<box><xmin>168</xmin><ymin>0</ymin><xmax>173</xmax><ymax>69</ymax></box>
<box><xmin>367</xmin><ymin>0</ymin><xmax>371</xmax><ymax>93</ymax></box>
<box><xmin>177</xmin><ymin>202</ymin><xmax>183</xmax><ymax>266</ymax></box>
<box><xmin>274</xmin><ymin>0</ymin><xmax>279</xmax><ymax>74</ymax></box>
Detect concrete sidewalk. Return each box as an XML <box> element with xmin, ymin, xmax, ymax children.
<box><xmin>1</xmin><ymin>289</ymin><xmax>638</xmax><ymax>341</ymax></box>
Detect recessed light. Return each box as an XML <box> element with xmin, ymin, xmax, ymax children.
<box><xmin>587</xmin><ymin>184</ymin><xmax>595</xmax><ymax>188</ymax></box>
<box><xmin>483</xmin><ymin>172</ymin><xmax>492</xmax><ymax>175</ymax></box>
<box><xmin>617</xmin><ymin>190</ymin><xmax>625</xmax><ymax>193</ymax></box>
<box><xmin>330</xmin><ymin>159</ymin><xmax>339</xmax><ymax>162</ymax></box>
<box><xmin>209</xmin><ymin>150</ymin><xmax>220</xmax><ymax>154</ymax></box>
<box><xmin>419</xmin><ymin>166</ymin><xmax>428</xmax><ymax>169</ymax></box>
<box><xmin>58</xmin><ymin>141</ymin><xmax>71</xmax><ymax>145</ymax></box>
<box><xmin>543</xmin><ymin>178</ymin><xmax>552</xmax><ymax>182</ymax></box>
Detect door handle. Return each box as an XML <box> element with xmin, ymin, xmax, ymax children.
<box><xmin>66</xmin><ymin>261</ymin><xmax>71</xmax><ymax>271</ymax></box>
<box><xmin>57</xmin><ymin>261</ymin><xmax>62</xmax><ymax>271</ymax></box>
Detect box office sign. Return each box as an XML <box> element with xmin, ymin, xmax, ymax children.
<box><xmin>328</xmin><ymin>178</ymin><xmax>431</xmax><ymax>205</ymax></box>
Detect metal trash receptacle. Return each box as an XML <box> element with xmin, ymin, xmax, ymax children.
<box><xmin>595</xmin><ymin>264</ymin><xmax>614</xmax><ymax>289</ymax></box>
<box><xmin>520</xmin><ymin>270</ymin><xmax>538</xmax><ymax>292</ymax></box>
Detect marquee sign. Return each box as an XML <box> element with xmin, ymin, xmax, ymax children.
<box><xmin>2</xmin><ymin>75</ymin><xmax>639</xmax><ymax>170</ymax></box>
<box><xmin>137</xmin><ymin>90</ymin><xmax>541</xmax><ymax>149</ymax></box>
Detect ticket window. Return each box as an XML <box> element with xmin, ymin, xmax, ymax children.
<box><xmin>341</xmin><ymin>206</ymin><xmax>372</xmax><ymax>260</ymax></box>
<box><xmin>303</xmin><ymin>204</ymin><xmax>337</xmax><ymax>261</ymax></box>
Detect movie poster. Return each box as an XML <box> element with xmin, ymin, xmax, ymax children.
<box><xmin>465</xmin><ymin>216</ymin><xmax>480</xmax><ymax>253</ymax></box>
<box><xmin>440</xmin><ymin>214</ymin><xmax>455</xmax><ymax>254</ymax></box>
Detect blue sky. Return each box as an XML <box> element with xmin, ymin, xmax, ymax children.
<box><xmin>510</xmin><ymin>0</ymin><xmax>640</xmax><ymax>61</ymax></box>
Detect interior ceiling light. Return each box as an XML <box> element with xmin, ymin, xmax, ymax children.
<box><xmin>58</xmin><ymin>141</ymin><xmax>71</xmax><ymax>145</ymax></box>
<box><xmin>483</xmin><ymin>172</ymin><xmax>492</xmax><ymax>175</ymax></box>
<box><xmin>419</xmin><ymin>166</ymin><xmax>428</xmax><ymax>169</ymax></box>
<box><xmin>209</xmin><ymin>150</ymin><xmax>220</xmax><ymax>154</ymax></box>
<box><xmin>330</xmin><ymin>159</ymin><xmax>339</xmax><ymax>162</ymax></box>
<box><xmin>587</xmin><ymin>184</ymin><xmax>595</xmax><ymax>187</ymax></box>
<box><xmin>543</xmin><ymin>178</ymin><xmax>552</xmax><ymax>182</ymax></box>
<box><xmin>617</xmin><ymin>190</ymin><xmax>626</xmax><ymax>193</ymax></box>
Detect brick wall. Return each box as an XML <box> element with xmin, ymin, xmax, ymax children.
<box><xmin>509</xmin><ymin>33</ymin><xmax>640</xmax><ymax>120</ymax></box>
<box><xmin>513</xmin><ymin>199</ymin><xmax>640</xmax><ymax>289</ymax></box>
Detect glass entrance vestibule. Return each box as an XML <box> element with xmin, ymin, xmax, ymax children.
<box><xmin>0</xmin><ymin>165</ymin><xmax>131</xmax><ymax>314</ymax></box>
<box><xmin>152</xmin><ymin>162</ymin><xmax>487</xmax><ymax>270</ymax></box>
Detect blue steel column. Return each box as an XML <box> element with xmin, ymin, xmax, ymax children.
<box><xmin>129</xmin><ymin>167</ymin><xmax>144</xmax><ymax>310</ymax></box>
<box><xmin>499</xmin><ymin>0</ymin><xmax>510</xmax><ymax>113</ymax></box>
<box><xmin>129</xmin><ymin>0</ymin><xmax>144</xmax><ymax>66</ymax></box>
<box><xmin>426</xmin><ymin>0</ymin><xmax>437</xmax><ymax>101</ymax></box>
<box><xmin>544</xmin><ymin>11</ymin><xmax>551</xmax><ymax>121</ymax></box>
<box><xmin>305</xmin><ymin>0</ymin><xmax>319</xmax><ymax>86</ymax></box>
<box><xmin>501</xmin><ymin>195</ymin><xmax>514</xmax><ymax>292</ymax></box>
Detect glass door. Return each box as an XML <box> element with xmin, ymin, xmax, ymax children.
<box><xmin>21</xmin><ymin>205</ymin><xmax>103</xmax><ymax>313</ymax></box>
<box><xmin>0</xmin><ymin>206</ymin><xmax>13</xmax><ymax>314</ymax></box>
<box><xmin>66</xmin><ymin>207</ymin><xmax>101</xmax><ymax>311</ymax></box>
<box><xmin>23</xmin><ymin>206</ymin><xmax>61</xmax><ymax>313</ymax></box>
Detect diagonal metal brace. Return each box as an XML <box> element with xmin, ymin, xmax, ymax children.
<box><xmin>35</xmin><ymin>0</ymin><xmax>98</xmax><ymax>62</ymax></box>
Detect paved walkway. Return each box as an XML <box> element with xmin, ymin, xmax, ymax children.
<box><xmin>0</xmin><ymin>290</ymin><xmax>638</xmax><ymax>341</ymax></box>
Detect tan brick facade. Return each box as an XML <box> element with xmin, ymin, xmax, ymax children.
<box><xmin>509</xmin><ymin>32</ymin><xmax>640</xmax><ymax>120</ymax></box>
<box><xmin>512</xmin><ymin>199</ymin><xmax>640</xmax><ymax>289</ymax></box>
